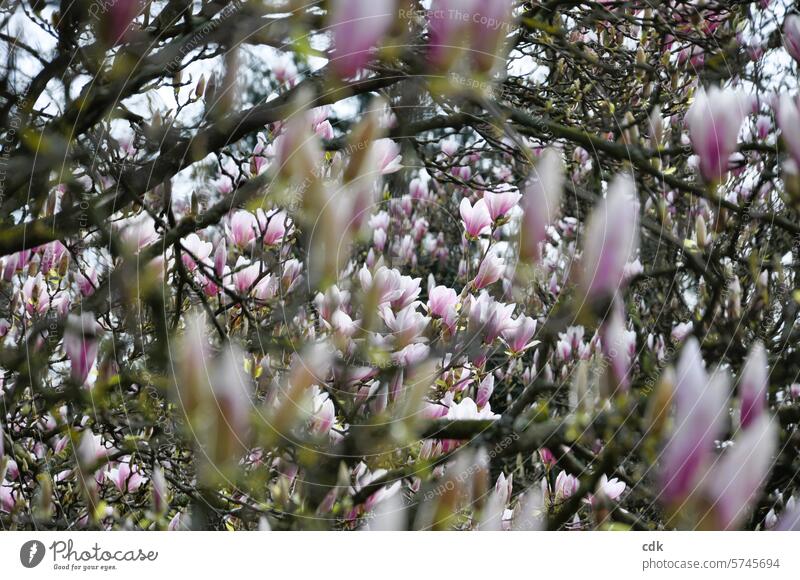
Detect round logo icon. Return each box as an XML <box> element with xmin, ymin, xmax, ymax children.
<box><xmin>19</xmin><ymin>540</ymin><xmax>46</xmax><ymax>568</ymax></box>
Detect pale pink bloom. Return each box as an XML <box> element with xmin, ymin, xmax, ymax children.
<box><xmin>776</xmin><ymin>94</ymin><xmax>800</xmax><ymax>167</ymax></box>
<box><xmin>427</xmin><ymin>285</ymin><xmax>458</xmax><ymax>327</ymax></box>
<box><xmin>382</xmin><ymin>305</ymin><xmax>429</xmax><ymax>347</ymax></box>
<box><xmin>467</xmin><ymin>292</ymin><xmax>515</xmax><ymax>343</ymax></box>
<box><xmin>181</xmin><ymin>233</ymin><xmax>213</xmax><ymax>271</ymax></box>
<box><xmin>428</xmin><ymin>0</ymin><xmax>477</xmax><ymax>67</ymax></box>
<box><xmin>470</xmin><ymin>0</ymin><xmax>515</xmax><ymax>74</ymax></box>
<box><xmin>494</xmin><ymin>472</ymin><xmax>513</xmax><ymax>505</ymax></box>
<box><xmin>659</xmin><ymin>338</ymin><xmax>728</xmax><ymax>505</ymax></box>
<box><xmin>21</xmin><ymin>273</ymin><xmax>49</xmax><ymax>314</ymax></box>
<box><xmin>578</xmin><ymin>174</ymin><xmax>639</xmax><ymax>302</ymax></box>
<box><xmin>553</xmin><ymin>470</ymin><xmax>579</xmax><ymax>501</ymax></box>
<box><xmin>259</xmin><ymin>209</ymin><xmax>292</xmax><ymax>245</ymax></box>
<box><xmin>476</xmin><ymin>374</ymin><xmax>494</xmax><ymax>408</ymax></box>
<box><xmin>483</xmin><ymin>187</ymin><xmax>521</xmax><ymax>221</ymax></box>
<box><xmin>392</xmin><ymin>343</ymin><xmax>430</xmax><ymax>366</ymax></box>
<box><xmin>121</xmin><ymin>213</ymin><xmax>158</xmax><ymax>252</ymax></box>
<box><xmin>214</xmin><ymin>240</ymin><xmax>227</xmax><ymax>279</ymax></box>
<box><xmin>472</xmin><ymin>253</ymin><xmax>504</xmax><ymax>289</ymax></box>
<box><xmin>587</xmin><ymin>474</ymin><xmax>626</xmax><ymax>506</ymax></box>
<box><xmin>784</xmin><ymin>15</ymin><xmax>800</xmax><ymax>63</ymax></box>
<box><xmin>0</xmin><ymin>482</ymin><xmax>15</xmax><ymax>512</ymax></box>
<box><xmin>253</xmin><ymin>275</ymin><xmax>278</xmax><ymax>302</ymax></box>
<box><xmin>106</xmin><ymin>457</ymin><xmax>146</xmax><ymax>493</ymax></box>
<box><xmin>410</xmin><ymin>177</ymin><xmax>429</xmax><ymax>200</ymax></box>
<box><xmin>270</xmin><ymin>52</ymin><xmax>297</xmax><ymax>85</ymax></box>
<box><xmin>502</xmin><ymin>316</ymin><xmax>538</xmax><ymax>354</ymax></box>
<box><xmin>229</xmin><ymin>210</ymin><xmax>258</xmax><ymax>248</ymax></box>
<box><xmin>686</xmin><ymin>87</ymin><xmax>749</xmax><ymax>182</ymax></box>
<box><xmin>459</xmin><ymin>197</ymin><xmax>492</xmax><ymax>237</ymax></box>
<box><xmin>670</xmin><ymin>321</ymin><xmax>694</xmax><ymax>343</ymax></box>
<box><xmin>446</xmin><ymin>397</ymin><xmax>499</xmax><ymax>420</ymax></box>
<box><xmin>326</xmin><ymin>0</ymin><xmax>397</xmax><ymax>78</ymax></box>
<box><xmin>64</xmin><ymin>313</ymin><xmax>101</xmax><ymax>386</ymax></box>
<box><xmin>519</xmin><ymin>149</ymin><xmax>564</xmax><ymax>262</ymax></box>
<box><xmin>704</xmin><ymin>415</ymin><xmax>777</xmax><ymax>529</ymax></box>
<box><xmin>739</xmin><ymin>342</ymin><xmax>768</xmax><ymax>429</ymax></box>
<box><xmin>755</xmin><ymin>115</ymin><xmax>771</xmax><ymax>140</ymax></box>
<box><xmin>373</xmin><ymin>138</ymin><xmax>403</xmax><ymax>174</ymax></box>
<box><xmin>231</xmin><ymin>257</ymin><xmax>260</xmax><ymax>295</ymax></box>
<box><xmin>310</xmin><ymin>386</ymin><xmax>336</xmax><ymax>435</ymax></box>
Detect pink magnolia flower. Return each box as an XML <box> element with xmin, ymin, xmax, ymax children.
<box><xmin>519</xmin><ymin>149</ymin><xmax>564</xmax><ymax>263</ymax></box>
<box><xmin>428</xmin><ymin>285</ymin><xmax>458</xmax><ymax>328</ymax></box>
<box><xmin>776</xmin><ymin>94</ymin><xmax>800</xmax><ymax>167</ymax></box>
<box><xmin>181</xmin><ymin>233</ymin><xmax>213</xmax><ymax>272</ymax></box>
<box><xmin>476</xmin><ymin>374</ymin><xmax>494</xmax><ymax>408</ymax></box>
<box><xmin>587</xmin><ymin>474</ymin><xmax>626</xmax><ymax>506</ymax></box>
<box><xmin>578</xmin><ymin>174</ymin><xmax>639</xmax><ymax>303</ymax></box>
<box><xmin>502</xmin><ymin>316</ymin><xmax>538</xmax><ymax>354</ymax></box>
<box><xmin>64</xmin><ymin>313</ymin><xmax>101</xmax><ymax>386</ymax></box>
<box><xmin>229</xmin><ymin>210</ymin><xmax>258</xmax><ymax>248</ymax></box>
<box><xmin>739</xmin><ymin>342</ymin><xmax>768</xmax><ymax>429</ymax></box>
<box><xmin>258</xmin><ymin>209</ymin><xmax>292</xmax><ymax>245</ymax></box>
<box><xmin>470</xmin><ymin>0</ymin><xmax>515</xmax><ymax>74</ymax></box>
<box><xmin>326</xmin><ymin>0</ymin><xmax>397</xmax><ymax>78</ymax></box>
<box><xmin>483</xmin><ymin>187</ymin><xmax>521</xmax><ymax>221</ymax></box>
<box><xmin>704</xmin><ymin>415</ymin><xmax>777</xmax><ymax>529</ymax></box>
<box><xmin>467</xmin><ymin>292</ymin><xmax>515</xmax><ymax>343</ymax></box>
<box><xmin>310</xmin><ymin>386</ymin><xmax>336</xmax><ymax>435</ymax></box>
<box><xmin>106</xmin><ymin>457</ymin><xmax>146</xmax><ymax>493</ymax></box>
<box><xmin>659</xmin><ymin>338</ymin><xmax>728</xmax><ymax>505</ymax></box>
<box><xmin>553</xmin><ymin>470</ymin><xmax>579</xmax><ymax>502</ymax></box>
<box><xmin>784</xmin><ymin>15</ymin><xmax>800</xmax><ymax>63</ymax></box>
<box><xmin>686</xmin><ymin>87</ymin><xmax>749</xmax><ymax>182</ymax></box>
<box><xmin>231</xmin><ymin>257</ymin><xmax>261</xmax><ymax>295</ymax></box>
<box><xmin>459</xmin><ymin>197</ymin><xmax>492</xmax><ymax>237</ymax></box>
<box><xmin>373</xmin><ymin>139</ymin><xmax>403</xmax><ymax>174</ymax></box>
<box><xmin>472</xmin><ymin>253</ymin><xmax>504</xmax><ymax>290</ymax></box>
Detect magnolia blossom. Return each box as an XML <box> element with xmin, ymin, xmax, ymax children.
<box><xmin>776</xmin><ymin>94</ymin><xmax>800</xmax><ymax>168</ymax></box>
<box><xmin>326</xmin><ymin>0</ymin><xmax>397</xmax><ymax>78</ymax></box>
<box><xmin>501</xmin><ymin>316</ymin><xmax>538</xmax><ymax>354</ymax></box>
<box><xmin>106</xmin><ymin>458</ymin><xmax>146</xmax><ymax>493</ymax></box>
<box><xmin>63</xmin><ymin>313</ymin><xmax>101</xmax><ymax>386</ymax></box>
<box><xmin>686</xmin><ymin>87</ymin><xmax>748</xmax><ymax>182</ymax></box>
<box><xmin>659</xmin><ymin>338</ymin><xmax>727</xmax><ymax>505</ymax></box>
<box><xmin>483</xmin><ymin>187</ymin><xmax>521</xmax><ymax>221</ymax></box>
<box><xmin>472</xmin><ymin>253</ymin><xmax>504</xmax><ymax>290</ymax></box>
<box><xmin>578</xmin><ymin>175</ymin><xmax>639</xmax><ymax>303</ymax></box>
<box><xmin>739</xmin><ymin>342</ymin><xmax>768</xmax><ymax>429</ymax></box>
<box><xmin>459</xmin><ymin>197</ymin><xmax>492</xmax><ymax>238</ymax></box>
<box><xmin>587</xmin><ymin>474</ymin><xmax>626</xmax><ymax>506</ymax></box>
<box><xmin>784</xmin><ymin>15</ymin><xmax>800</xmax><ymax>64</ymax></box>
<box><xmin>704</xmin><ymin>415</ymin><xmax>777</xmax><ymax>530</ymax></box>
<box><xmin>476</xmin><ymin>374</ymin><xmax>494</xmax><ymax>408</ymax></box>
<box><xmin>446</xmin><ymin>397</ymin><xmax>499</xmax><ymax>420</ymax></box>
<box><xmin>519</xmin><ymin>148</ymin><xmax>564</xmax><ymax>263</ymax></box>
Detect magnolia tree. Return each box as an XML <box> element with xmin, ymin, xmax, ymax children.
<box><xmin>2</xmin><ymin>0</ymin><xmax>800</xmax><ymax>532</ymax></box>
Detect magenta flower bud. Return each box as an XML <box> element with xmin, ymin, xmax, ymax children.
<box><xmin>483</xmin><ymin>187</ymin><xmax>521</xmax><ymax>221</ymax></box>
<box><xmin>705</xmin><ymin>415</ymin><xmax>777</xmax><ymax>529</ymax></box>
<box><xmin>578</xmin><ymin>174</ymin><xmax>639</xmax><ymax>303</ymax></box>
<box><xmin>739</xmin><ymin>342</ymin><xmax>768</xmax><ymax>429</ymax></box>
<box><xmin>520</xmin><ymin>149</ymin><xmax>564</xmax><ymax>263</ymax></box>
<box><xmin>326</xmin><ymin>0</ymin><xmax>397</xmax><ymax>78</ymax></box>
<box><xmin>472</xmin><ymin>253</ymin><xmax>504</xmax><ymax>290</ymax></box>
<box><xmin>784</xmin><ymin>15</ymin><xmax>800</xmax><ymax>63</ymax></box>
<box><xmin>64</xmin><ymin>313</ymin><xmax>101</xmax><ymax>386</ymax></box>
<box><xmin>460</xmin><ymin>197</ymin><xmax>492</xmax><ymax>237</ymax></box>
<box><xmin>99</xmin><ymin>0</ymin><xmax>141</xmax><ymax>46</ymax></box>
<box><xmin>686</xmin><ymin>87</ymin><xmax>748</xmax><ymax>182</ymax></box>
<box><xmin>214</xmin><ymin>239</ymin><xmax>226</xmax><ymax>279</ymax></box>
<box><xmin>659</xmin><ymin>338</ymin><xmax>728</xmax><ymax>505</ymax></box>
